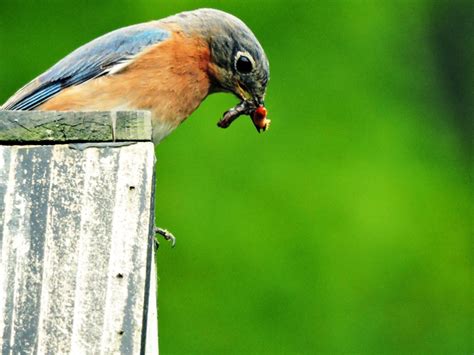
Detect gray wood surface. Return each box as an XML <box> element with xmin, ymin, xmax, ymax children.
<box><xmin>0</xmin><ymin>111</ymin><xmax>152</xmax><ymax>143</ymax></box>
<box><xmin>0</xmin><ymin>111</ymin><xmax>158</xmax><ymax>354</ymax></box>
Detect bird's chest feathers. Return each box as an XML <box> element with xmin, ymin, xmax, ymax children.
<box><xmin>122</xmin><ymin>32</ymin><xmax>211</xmax><ymax>126</ymax></box>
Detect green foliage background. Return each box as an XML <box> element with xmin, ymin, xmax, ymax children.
<box><xmin>1</xmin><ymin>1</ymin><xmax>472</xmax><ymax>353</ymax></box>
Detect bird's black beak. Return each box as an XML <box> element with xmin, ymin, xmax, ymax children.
<box><xmin>253</xmin><ymin>95</ymin><xmax>264</xmax><ymax>108</ymax></box>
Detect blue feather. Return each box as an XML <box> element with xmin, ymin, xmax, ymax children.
<box><xmin>3</xmin><ymin>25</ymin><xmax>170</xmax><ymax>110</ymax></box>
<box><xmin>13</xmin><ymin>84</ymin><xmax>62</xmax><ymax>110</ymax></box>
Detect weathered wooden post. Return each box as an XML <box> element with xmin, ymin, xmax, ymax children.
<box><xmin>0</xmin><ymin>111</ymin><xmax>158</xmax><ymax>354</ymax></box>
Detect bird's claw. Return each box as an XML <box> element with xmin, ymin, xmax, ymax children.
<box><xmin>154</xmin><ymin>227</ymin><xmax>176</xmax><ymax>248</ymax></box>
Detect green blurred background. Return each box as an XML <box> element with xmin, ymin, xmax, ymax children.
<box><xmin>1</xmin><ymin>0</ymin><xmax>472</xmax><ymax>353</ymax></box>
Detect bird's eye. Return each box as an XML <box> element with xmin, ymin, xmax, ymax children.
<box><xmin>235</xmin><ymin>55</ymin><xmax>253</xmax><ymax>74</ymax></box>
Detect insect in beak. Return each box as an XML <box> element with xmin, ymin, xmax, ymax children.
<box><xmin>217</xmin><ymin>100</ymin><xmax>270</xmax><ymax>133</ymax></box>
<box><xmin>251</xmin><ymin>105</ymin><xmax>270</xmax><ymax>133</ymax></box>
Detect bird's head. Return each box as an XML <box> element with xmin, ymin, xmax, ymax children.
<box><xmin>204</xmin><ymin>10</ymin><xmax>269</xmax><ymax>106</ymax></box>
<box><xmin>169</xmin><ymin>9</ymin><xmax>270</xmax><ymax>130</ymax></box>
<box><xmin>207</xmin><ymin>24</ymin><xmax>269</xmax><ymax>108</ymax></box>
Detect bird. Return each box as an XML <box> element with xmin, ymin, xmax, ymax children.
<box><xmin>1</xmin><ymin>8</ymin><xmax>270</xmax><ymax>143</ymax></box>
<box><xmin>1</xmin><ymin>8</ymin><xmax>270</xmax><ymax>246</ymax></box>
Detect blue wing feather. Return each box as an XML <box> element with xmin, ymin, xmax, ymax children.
<box><xmin>2</xmin><ymin>24</ymin><xmax>170</xmax><ymax>110</ymax></box>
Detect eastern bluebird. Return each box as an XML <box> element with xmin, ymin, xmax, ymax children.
<box><xmin>1</xmin><ymin>8</ymin><xmax>271</xmax><ymax>143</ymax></box>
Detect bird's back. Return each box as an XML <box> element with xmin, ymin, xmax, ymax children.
<box><xmin>2</xmin><ymin>22</ymin><xmax>170</xmax><ymax>111</ymax></box>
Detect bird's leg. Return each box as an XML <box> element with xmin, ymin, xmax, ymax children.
<box><xmin>154</xmin><ymin>227</ymin><xmax>176</xmax><ymax>248</ymax></box>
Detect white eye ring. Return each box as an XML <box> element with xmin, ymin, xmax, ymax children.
<box><xmin>234</xmin><ymin>51</ymin><xmax>255</xmax><ymax>74</ymax></box>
